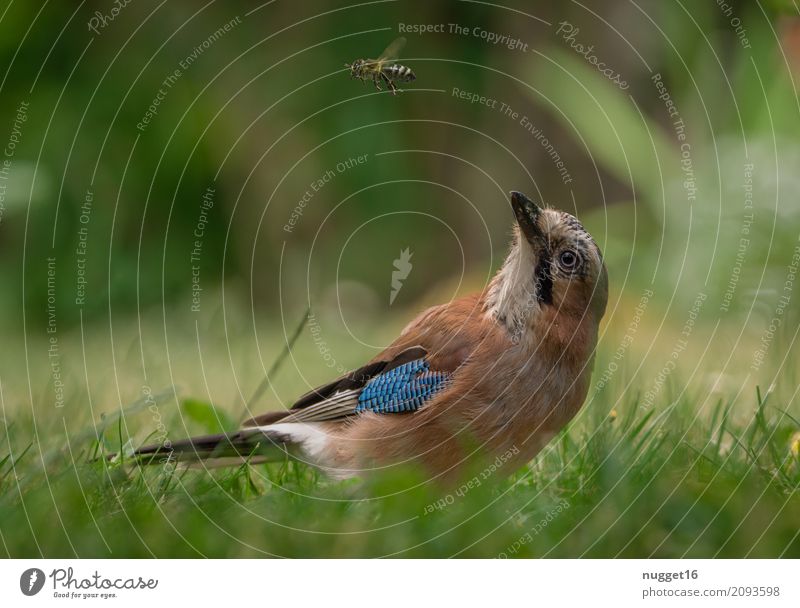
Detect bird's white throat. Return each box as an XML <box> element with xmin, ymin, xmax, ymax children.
<box><xmin>484</xmin><ymin>230</ymin><xmax>540</xmax><ymax>339</ymax></box>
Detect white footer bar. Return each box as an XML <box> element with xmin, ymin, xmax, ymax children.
<box><xmin>1</xmin><ymin>559</ymin><xmax>796</xmax><ymax>607</ymax></box>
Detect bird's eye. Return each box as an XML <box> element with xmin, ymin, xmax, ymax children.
<box><xmin>559</xmin><ymin>249</ymin><xmax>579</xmax><ymax>270</ymax></box>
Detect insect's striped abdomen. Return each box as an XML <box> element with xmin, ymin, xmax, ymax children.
<box><xmin>384</xmin><ymin>64</ymin><xmax>416</xmax><ymax>82</ymax></box>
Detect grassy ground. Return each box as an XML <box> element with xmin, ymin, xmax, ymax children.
<box><xmin>1</xmin><ymin>296</ymin><xmax>799</xmax><ymax>558</ymax></box>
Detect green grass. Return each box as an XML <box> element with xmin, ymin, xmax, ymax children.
<box><xmin>1</xmin><ymin>372</ymin><xmax>798</xmax><ymax>558</ymax></box>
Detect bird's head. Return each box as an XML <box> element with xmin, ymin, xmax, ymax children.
<box><xmin>485</xmin><ymin>191</ymin><xmax>608</xmax><ymax>342</ymax></box>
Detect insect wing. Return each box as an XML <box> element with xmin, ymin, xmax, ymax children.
<box><xmin>377</xmin><ymin>36</ymin><xmax>407</xmax><ymax>63</ymax></box>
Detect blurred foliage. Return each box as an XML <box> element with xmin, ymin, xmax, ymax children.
<box><xmin>0</xmin><ymin>0</ymin><xmax>797</xmax><ymax>332</ymax></box>
<box><xmin>529</xmin><ymin>2</ymin><xmax>800</xmax><ymax>311</ymax></box>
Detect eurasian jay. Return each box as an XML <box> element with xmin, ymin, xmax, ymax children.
<box><xmin>133</xmin><ymin>191</ymin><xmax>608</xmax><ymax>481</ymax></box>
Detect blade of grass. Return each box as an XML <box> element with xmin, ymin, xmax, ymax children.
<box><xmin>239</xmin><ymin>305</ymin><xmax>310</xmax><ymax>422</ymax></box>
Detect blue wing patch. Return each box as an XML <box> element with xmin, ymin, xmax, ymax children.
<box><xmin>356</xmin><ymin>359</ymin><xmax>449</xmax><ymax>414</ymax></box>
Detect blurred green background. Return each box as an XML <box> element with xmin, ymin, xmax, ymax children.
<box><xmin>0</xmin><ymin>0</ymin><xmax>797</xmax><ymax>329</ymax></box>
<box><xmin>1</xmin><ymin>0</ymin><xmax>799</xmax><ymax>558</ymax></box>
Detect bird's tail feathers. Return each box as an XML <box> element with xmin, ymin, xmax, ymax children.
<box><xmin>128</xmin><ymin>427</ymin><xmax>292</xmax><ymax>466</ymax></box>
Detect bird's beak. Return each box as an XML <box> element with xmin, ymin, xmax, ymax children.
<box><xmin>509</xmin><ymin>191</ymin><xmax>546</xmax><ymax>248</ymax></box>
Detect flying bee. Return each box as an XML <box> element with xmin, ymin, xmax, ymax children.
<box><xmin>345</xmin><ymin>36</ymin><xmax>415</xmax><ymax>95</ymax></box>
